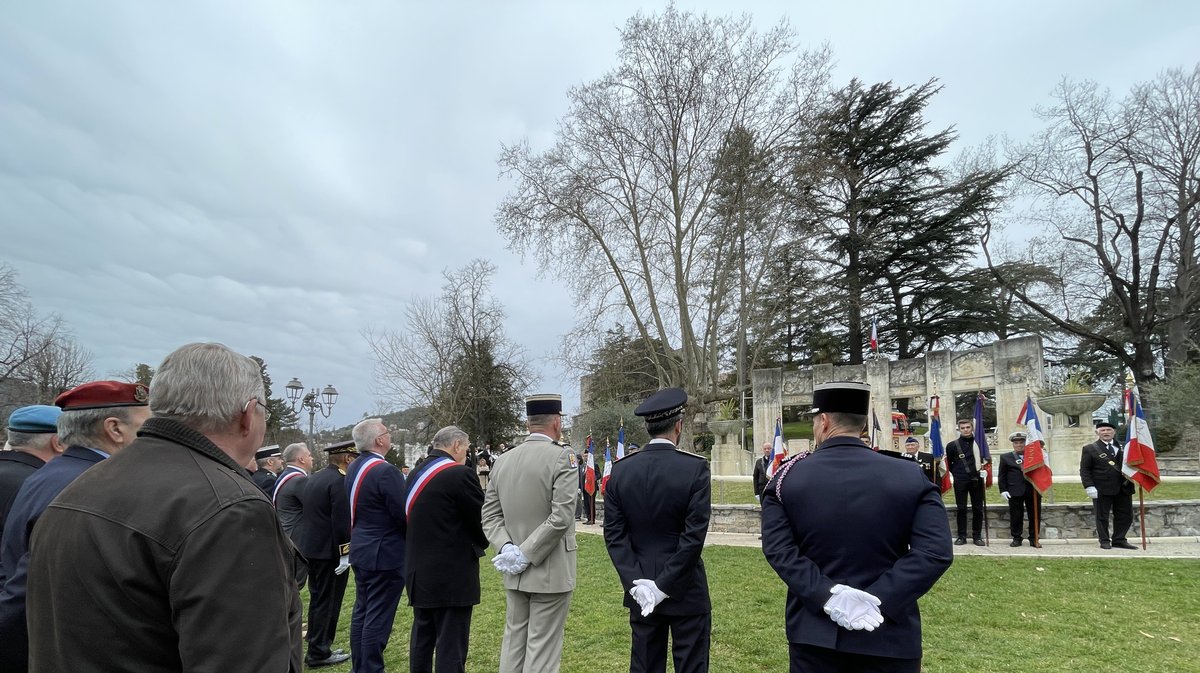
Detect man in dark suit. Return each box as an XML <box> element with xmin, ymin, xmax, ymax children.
<box><xmin>1080</xmin><ymin>421</ymin><xmax>1136</xmax><ymax>550</ymax></box>
<box><xmin>0</xmin><ymin>406</ymin><xmax>62</xmax><ymax>548</ymax></box>
<box><xmin>998</xmin><ymin>432</ymin><xmax>1042</xmax><ymax>548</ymax></box>
<box><xmin>252</xmin><ymin>444</ymin><xmax>283</xmax><ymax>495</ymax></box>
<box><xmin>752</xmin><ymin>441</ymin><xmax>772</xmax><ymax>502</ymax></box>
<box><xmin>762</xmin><ymin>382</ymin><xmax>953</xmax><ymax>673</ymax></box>
<box><xmin>945</xmin><ymin>418</ymin><xmax>987</xmax><ymax>545</ymax></box>
<box><xmin>0</xmin><ymin>381</ymin><xmax>151</xmax><ymax>673</ymax></box>
<box><xmin>345</xmin><ymin>418</ymin><xmax>408</xmax><ymax>673</ymax></box>
<box><xmin>604</xmin><ymin>388</ymin><xmax>711</xmax><ymax>673</ymax></box>
<box><xmin>273</xmin><ymin>443</ymin><xmax>312</xmax><ymax>540</ymax></box>
<box><xmin>296</xmin><ymin>440</ymin><xmax>357</xmax><ymax>667</ymax></box>
<box><xmin>406</xmin><ymin>425</ymin><xmax>488</xmax><ymax>673</ymax></box>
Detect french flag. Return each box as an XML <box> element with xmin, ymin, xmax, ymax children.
<box><xmin>584</xmin><ymin>434</ymin><xmax>596</xmax><ymax>495</ymax></box>
<box><xmin>616</xmin><ymin>424</ymin><xmax>625</xmax><ymax>461</ymax></box>
<box><xmin>767</xmin><ymin>417</ymin><xmax>785</xmax><ymax>478</ymax></box>
<box><xmin>1017</xmin><ymin>396</ymin><xmax>1053</xmax><ymax>494</ymax></box>
<box><xmin>601</xmin><ymin>444</ymin><xmax>613</xmax><ymax>495</ymax></box>
<box><xmin>869</xmin><ymin>316</ymin><xmax>878</xmax><ymax>352</ymax></box>
<box><xmin>1122</xmin><ymin>383</ymin><xmax>1161</xmax><ymax>492</ymax></box>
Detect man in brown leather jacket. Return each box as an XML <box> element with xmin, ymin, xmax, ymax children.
<box><xmin>25</xmin><ymin>342</ymin><xmax>304</xmax><ymax>673</ymax></box>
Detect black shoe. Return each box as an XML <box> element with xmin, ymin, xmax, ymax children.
<box><xmin>1029</xmin><ymin>541</ymin><xmax>1042</xmax><ymax>548</ymax></box>
<box><xmin>1010</xmin><ymin>539</ymin><xmax>1022</xmax><ymax>547</ymax></box>
<box><xmin>1100</xmin><ymin>541</ymin><xmax>1112</xmax><ymax>549</ymax></box>
<box><xmin>1113</xmin><ymin>541</ymin><xmax>1138</xmax><ymax>550</ymax></box>
<box><xmin>954</xmin><ymin>537</ymin><xmax>967</xmax><ymax>545</ymax></box>
<box><xmin>306</xmin><ymin>652</ymin><xmax>351</xmax><ymax>668</ymax></box>
<box><xmin>973</xmin><ymin>539</ymin><xmax>986</xmax><ymax>546</ymax></box>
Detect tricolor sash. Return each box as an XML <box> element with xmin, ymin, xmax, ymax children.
<box><xmin>272</xmin><ymin>468</ymin><xmax>305</xmax><ymax>506</ymax></box>
<box><xmin>405</xmin><ymin>457</ymin><xmax>456</xmax><ymax>517</ymax></box>
<box><xmin>349</xmin><ymin>455</ymin><xmax>387</xmax><ymax>527</ymax></box>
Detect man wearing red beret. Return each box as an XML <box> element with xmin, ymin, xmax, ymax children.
<box><xmin>0</xmin><ymin>380</ymin><xmax>151</xmax><ymax>673</ymax></box>
<box><xmin>25</xmin><ymin>343</ymin><xmax>304</xmax><ymax>673</ymax></box>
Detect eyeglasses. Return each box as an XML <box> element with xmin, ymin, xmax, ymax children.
<box><xmin>244</xmin><ymin>398</ymin><xmax>272</xmax><ymax>421</ymax></box>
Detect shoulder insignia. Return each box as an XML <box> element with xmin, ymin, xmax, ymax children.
<box><xmin>676</xmin><ymin>449</ymin><xmax>707</xmax><ymax>460</ymax></box>
<box><xmin>568</xmin><ymin>452</ymin><xmax>578</xmax><ymax>468</ymax></box>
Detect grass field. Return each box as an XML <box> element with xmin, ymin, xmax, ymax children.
<box><xmin>314</xmin><ymin>534</ymin><xmax>1200</xmax><ymax>672</ymax></box>
<box><xmin>709</xmin><ymin>478</ymin><xmax>1200</xmax><ymax>506</ymax></box>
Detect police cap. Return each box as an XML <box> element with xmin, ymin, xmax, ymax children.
<box><xmin>810</xmin><ymin>381</ymin><xmax>871</xmax><ymax>416</ymax></box>
<box><xmin>255</xmin><ymin>445</ymin><xmax>282</xmax><ymax>460</ymax></box>
<box><xmin>1008</xmin><ymin>431</ymin><xmax>1027</xmax><ymax>441</ymax></box>
<box><xmin>634</xmin><ymin>387</ymin><xmax>688</xmax><ymax>423</ymax></box>
<box><xmin>324</xmin><ymin>440</ymin><xmax>359</xmax><ymax>455</ymax></box>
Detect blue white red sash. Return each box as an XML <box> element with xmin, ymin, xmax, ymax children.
<box><xmin>349</xmin><ymin>455</ymin><xmax>387</xmax><ymax>527</ymax></box>
<box><xmin>405</xmin><ymin>457</ymin><xmax>456</xmax><ymax>517</ymax></box>
<box><xmin>272</xmin><ymin>467</ymin><xmax>305</xmax><ymax>506</ymax></box>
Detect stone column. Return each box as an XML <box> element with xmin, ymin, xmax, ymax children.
<box><xmin>924</xmin><ymin>349</ymin><xmax>955</xmax><ymax>438</ymax></box>
<box><xmin>864</xmin><ymin>358</ymin><xmax>892</xmax><ymax>449</ymax></box>
<box><xmin>752</xmin><ymin>368</ymin><xmax>782</xmax><ymax>459</ymax></box>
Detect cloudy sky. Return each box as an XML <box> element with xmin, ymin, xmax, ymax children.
<box><xmin>2</xmin><ymin>1</ymin><xmax>1196</xmax><ymax>428</ymax></box>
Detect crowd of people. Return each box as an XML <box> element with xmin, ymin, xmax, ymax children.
<box><xmin>0</xmin><ymin>340</ymin><xmax>1150</xmax><ymax>673</ymax></box>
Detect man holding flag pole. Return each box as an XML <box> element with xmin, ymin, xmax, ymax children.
<box><xmin>582</xmin><ymin>437</ymin><xmax>597</xmax><ymax>526</ymax></box>
<box><xmin>1117</xmin><ymin>372</ymin><xmax>1161</xmax><ymax>550</ymax></box>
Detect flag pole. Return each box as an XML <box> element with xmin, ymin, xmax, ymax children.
<box><xmin>977</xmin><ymin>390</ymin><xmax>990</xmax><ymax>547</ymax></box>
<box><xmin>1139</xmin><ymin>486</ymin><xmax>1148</xmax><ymax>550</ymax></box>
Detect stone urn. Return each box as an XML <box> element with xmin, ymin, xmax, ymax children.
<box><xmin>707</xmin><ymin>419</ymin><xmax>746</xmax><ymax>442</ymax></box>
<box><xmin>1036</xmin><ymin>393</ymin><xmax>1107</xmax><ymax>419</ymax></box>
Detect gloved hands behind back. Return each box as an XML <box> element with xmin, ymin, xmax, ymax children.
<box><xmin>630</xmin><ymin>579</ymin><xmax>668</xmax><ymax>617</ymax></box>
<box><xmin>823</xmin><ymin>584</ymin><xmax>884</xmax><ymax>631</ymax></box>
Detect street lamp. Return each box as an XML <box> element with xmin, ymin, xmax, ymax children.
<box><xmin>286</xmin><ymin>378</ymin><xmax>338</xmax><ymax>452</ymax></box>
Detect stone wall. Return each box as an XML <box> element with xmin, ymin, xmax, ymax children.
<box><xmin>631</xmin><ymin>501</ymin><xmax>1200</xmax><ymax>538</ymax></box>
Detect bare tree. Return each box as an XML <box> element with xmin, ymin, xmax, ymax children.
<box><xmin>497</xmin><ymin>7</ymin><xmax>831</xmax><ymax>412</ymax></box>
<box><xmin>983</xmin><ymin>67</ymin><xmax>1200</xmax><ymax>384</ymax></box>
<box><xmin>0</xmin><ymin>264</ymin><xmax>64</xmax><ymax>402</ymax></box>
<box><xmin>24</xmin><ymin>334</ymin><xmax>94</xmax><ymax>404</ymax></box>
<box><xmin>365</xmin><ymin>259</ymin><xmax>532</xmax><ymax>444</ymax></box>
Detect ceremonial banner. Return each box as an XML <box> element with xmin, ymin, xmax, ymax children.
<box><xmin>1017</xmin><ymin>396</ymin><xmax>1053</xmax><ymax>494</ymax></box>
<box><xmin>1122</xmin><ymin>383</ymin><xmax>1161</xmax><ymax>492</ymax></box>
<box><xmin>928</xmin><ymin>396</ymin><xmax>952</xmax><ymax>494</ymax></box>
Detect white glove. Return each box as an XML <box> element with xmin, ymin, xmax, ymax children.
<box><xmin>979</xmin><ymin>469</ymin><xmax>988</xmax><ymax>479</ymax></box>
<box><xmin>491</xmin><ymin>543</ymin><xmax>530</xmax><ymax>575</ymax></box>
<box><xmin>1000</xmin><ymin>491</ymin><xmax>1011</xmax><ymax>502</ymax></box>
<box><xmin>1085</xmin><ymin>486</ymin><xmax>1099</xmax><ymax>499</ymax></box>
<box><xmin>629</xmin><ymin>584</ymin><xmax>655</xmax><ymax>616</ymax></box>
<box><xmin>334</xmin><ymin>554</ymin><xmax>350</xmax><ymax>575</ymax></box>
<box><xmin>631</xmin><ymin>579</ymin><xmax>668</xmax><ymax>616</ymax></box>
<box><xmin>824</xmin><ymin>584</ymin><xmax>884</xmax><ymax>631</ymax></box>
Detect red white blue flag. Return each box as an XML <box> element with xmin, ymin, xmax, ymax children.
<box><xmin>928</xmin><ymin>396</ymin><xmax>952</xmax><ymax>494</ymax></box>
<box><xmin>616</xmin><ymin>423</ymin><xmax>625</xmax><ymax>461</ymax></box>
<box><xmin>1017</xmin><ymin>396</ymin><xmax>1053</xmax><ymax>494</ymax></box>
<box><xmin>601</xmin><ymin>443</ymin><xmax>613</xmax><ymax>495</ymax></box>
<box><xmin>767</xmin><ymin>417</ymin><xmax>785</xmax><ymax>478</ymax></box>
<box><xmin>1122</xmin><ymin>382</ymin><xmax>1161</xmax><ymax>491</ymax></box>
<box><xmin>584</xmin><ymin>434</ymin><xmax>596</xmax><ymax>495</ymax></box>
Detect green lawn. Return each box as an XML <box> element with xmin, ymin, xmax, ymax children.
<box><xmin>314</xmin><ymin>535</ymin><xmax>1199</xmax><ymax>672</ymax></box>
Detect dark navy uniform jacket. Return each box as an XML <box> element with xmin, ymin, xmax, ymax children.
<box><xmin>251</xmin><ymin>468</ymin><xmax>278</xmax><ymax>496</ymax></box>
<box><xmin>344</xmin><ymin>451</ymin><xmax>407</xmax><ymax>571</ymax></box>
<box><xmin>296</xmin><ymin>464</ymin><xmax>351</xmax><ymax>561</ymax></box>
<box><xmin>603</xmin><ymin>439</ymin><xmax>711</xmax><ymax>615</ymax></box>
<box><xmin>0</xmin><ymin>451</ymin><xmax>45</xmax><ymax>549</ymax></box>
<box><xmin>0</xmin><ymin>446</ymin><xmax>106</xmax><ymax>668</ymax></box>
<box><xmin>998</xmin><ymin>452</ymin><xmax>1033</xmax><ymax>498</ymax></box>
<box><xmin>761</xmin><ymin>436</ymin><xmax>952</xmax><ymax>660</ymax></box>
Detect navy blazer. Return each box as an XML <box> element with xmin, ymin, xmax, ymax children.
<box><xmin>761</xmin><ymin>436</ymin><xmax>953</xmax><ymax>660</ymax></box>
<box><xmin>345</xmin><ymin>452</ymin><xmax>407</xmax><ymax>572</ymax></box>
<box><xmin>0</xmin><ymin>451</ymin><xmax>45</xmax><ymax>547</ymax></box>
<box><xmin>603</xmin><ymin>440</ymin><xmax>711</xmax><ymax>616</ymax></box>
<box><xmin>997</xmin><ymin>452</ymin><xmax>1031</xmax><ymax>498</ymax></box>
<box><xmin>404</xmin><ymin>450</ymin><xmax>488</xmax><ymax>608</ymax></box>
<box><xmin>0</xmin><ymin>446</ymin><xmax>106</xmax><ymax>657</ymax></box>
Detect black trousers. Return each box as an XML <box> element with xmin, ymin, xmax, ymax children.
<box><xmin>410</xmin><ymin>605</ymin><xmax>473</xmax><ymax>673</ymax></box>
<box><xmin>1094</xmin><ymin>491</ymin><xmax>1134</xmax><ymax>544</ymax></box>
<box><xmin>584</xmin><ymin>492</ymin><xmax>597</xmax><ymax>523</ymax></box>
<box><xmin>1008</xmin><ymin>493</ymin><xmax>1042</xmax><ymax>543</ymax></box>
<box><xmin>306</xmin><ymin>558</ymin><xmax>350</xmax><ymax>661</ymax></box>
<box><xmin>789</xmin><ymin>643</ymin><xmax>920</xmax><ymax>673</ymax></box>
<box><xmin>953</xmin><ymin>477</ymin><xmax>985</xmax><ymax>539</ymax></box>
<box><xmin>350</xmin><ymin>566</ymin><xmax>406</xmax><ymax>673</ymax></box>
<box><xmin>629</xmin><ymin>610</ymin><xmax>710</xmax><ymax>673</ymax></box>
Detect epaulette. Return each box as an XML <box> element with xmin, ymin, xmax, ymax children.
<box><xmin>676</xmin><ymin>449</ymin><xmax>707</xmax><ymax>460</ymax></box>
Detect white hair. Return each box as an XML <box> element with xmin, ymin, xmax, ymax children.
<box><xmin>149</xmin><ymin>343</ymin><xmax>263</xmax><ymax>434</ymax></box>
<box><xmin>6</xmin><ymin>430</ymin><xmax>55</xmax><ymax>452</ymax></box>
<box><xmin>432</xmin><ymin>425</ymin><xmax>468</xmax><ymax>451</ymax></box>
<box><xmin>352</xmin><ymin>417</ymin><xmax>386</xmax><ymax>451</ymax></box>
<box><xmin>57</xmin><ymin>407</ymin><xmax>135</xmax><ymax>449</ymax></box>
<box><xmin>282</xmin><ymin>442</ymin><xmax>309</xmax><ymax>463</ymax></box>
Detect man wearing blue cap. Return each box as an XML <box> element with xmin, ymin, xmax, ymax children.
<box><xmin>0</xmin><ymin>406</ymin><xmax>63</xmax><ymax>552</ymax></box>
<box><xmin>761</xmin><ymin>382</ymin><xmax>952</xmax><ymax>673</ymax></box>
<box><xmin>1</xmin><ymin>381</ymin><xmax>152</xmax><ymax>673</ymax></box>
<box><xmin>604</xmin><ymin>387</ymin><xmax>712</xmax><ymax>673</ymax></box>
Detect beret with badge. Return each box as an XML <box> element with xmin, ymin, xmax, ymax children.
<box><xmin>55</xmin><ymin>380</ymin><xmax>150</xmax><ymax>411</ymax></box>
<box><xmin>7</xmin><ymin>405</ymin><xmax>63</xmax><ymax>433</ymax></box>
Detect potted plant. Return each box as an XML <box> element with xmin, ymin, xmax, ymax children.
<box><xmin>707</xmin><ymin>398</ymin><xmax>745</xmax><ymax>439</ymax></box>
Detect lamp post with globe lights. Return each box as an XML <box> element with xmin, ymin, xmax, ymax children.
<box><xmin>285</xmin><ymin>378</ymin><xmax>338</xmax><ymax>458</ymax></box>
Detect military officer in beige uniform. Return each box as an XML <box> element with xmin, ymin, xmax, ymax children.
<box><xmin>482</xmin><ymin>393</ymin><xmax>578</xmax><ymax>673</ymax></box>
